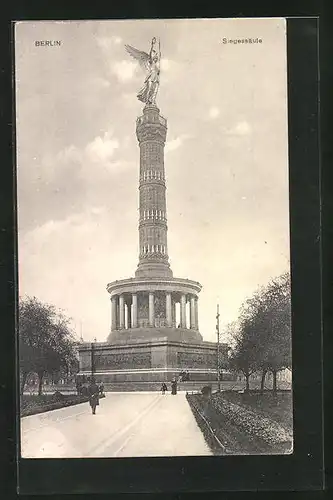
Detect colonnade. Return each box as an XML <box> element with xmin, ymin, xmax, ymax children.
<box><xmin>111</xmin><ymin>291</ymin><xmax>199</xmax><ymax>331</ymax></box>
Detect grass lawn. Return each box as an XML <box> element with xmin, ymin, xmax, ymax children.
<box><xmin>20</xmin><ymin>392</ymin><xmax>105</xmax><ymax>417</ymax></box>
<box><xmin>186</xmin><ymin>390</ymin><xmax>293</xmax><ymax>455</ymax></box>
<box><xmin>221</xmin><ymin>390</ymin><xmax>293</xmax><ymax>432</ymax></box>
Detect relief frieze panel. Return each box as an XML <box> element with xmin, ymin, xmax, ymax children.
<box><xmin>177</xmin><ymin>352</ymin><xmax>216</xmax><ymax>368</ymax></box>
<box><xmin>94</xmin><ymin>352</ymin><xmax>152</xmax><ymax>370</ymax></box>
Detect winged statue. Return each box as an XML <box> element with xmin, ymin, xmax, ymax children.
<box><xmin>125</xmin><ymin>37</ymin><xmax>161</xmax><ymax>106</ymax></box>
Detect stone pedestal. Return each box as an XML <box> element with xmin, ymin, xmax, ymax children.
<box><xmin>78</xmin><ymin>339</ymin><xmax>229</xmax><ymax>384</ymax></box>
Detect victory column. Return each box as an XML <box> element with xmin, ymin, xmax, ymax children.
<box><xmin>78</xmin><ymin>38</ymin><xmax>228</xmax><ymax>386</ymax></box>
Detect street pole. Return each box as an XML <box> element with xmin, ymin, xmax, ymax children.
<box><xmin>91</xmin><ymin>341</ymin><xmax>95</xmax><ymax>382</ymax></box>
<box><xmin>216</xmin><ymin>304</ymin><xmax>221</xmax><ymax>392</ymax></box>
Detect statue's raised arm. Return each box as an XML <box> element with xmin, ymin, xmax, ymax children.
<box><xmin>125</xmin><ymin>37</ymin><xmax>161</xmax><ymax>106</ymax></box>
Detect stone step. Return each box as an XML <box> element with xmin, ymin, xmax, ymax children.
<box><xmin>102</xmin><ymin>381</ymin><xmax>221</xmax><ymax>392</ymax></box>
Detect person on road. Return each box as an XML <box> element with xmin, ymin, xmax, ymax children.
<box><xmin>161</xmin><ymin>382</ymin><xmax>168</xmax><ymax>395</ymax></box>
<box><xmin>76</xmin><ymin>380</ymin><xmax>82</xmax><ymax>396</ymax></box>
<box><xmin>88</xmin><ymin>379</ymin><xmax>100</xmax><ymax>415</ymax></box>
<box><xmin>171</xmin><ymin>378</ymin><xmax>177</xmax><ymax>395</ymax></box>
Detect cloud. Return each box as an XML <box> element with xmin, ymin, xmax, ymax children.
<box><xmin>90</xmin><ymin>206</ymin><xmax>104</xmax><ymax>215</ymax></box>
<box><xmin>56</xmin><ymin>130</ymin><xmax>132</xmax><ymax>180</ymax></box>
<box><xmin>160</xmin><ymin>58</ymin><xmax>172</xmax><ymax>71</ymax></box>
<box><xmin>165</xmin><ymin>134</ymin><xmax>191</xmax><ymax>153</ymax></box>
<box><xmin>96</xmin><ymin>36</ymin><xmax>123</xmax><ymax>50</ymax></box>
<box><xmin>111</xmin><ymin>60</ymin><xmax>137</xmax><ymax>82</ymax></box>
<box><xmin>160</xmin><ymin>59</ymin><xmax>180</xmax><ymax>84</ymax></box>
<box><xmin>122</xmin><ymin>135</ymin><xmax>131</xmax><ymax>149</ymax></box>
<box><xmin>209</xmin><ymin>106</ymin><xmax>220</xmax><ymax>119</ymax></box>
<box><xmin>121</xmin><ymin>92</ymin><xmax>137</xmax><ymax>107</ymax></box>
<box><xmin>57</xmin><ymin>144</ymin><xmax>81</xmax><ymax>164</ymax></box>
<box><xmin>16</xmin><ymin>127</ymin><xmax>134</xmax><ymax>233</ymax></box>
<box><xmin>52</xmin><ymin>131</ymin><xmax>120</xmax><ymax>179</ymax></box>
<box><xmin>228</xmin><ymin>121</ymin><xmax>252</xmax><ymax>136</ymax></box>
<box><xmin>85</xmin><ymin>132</ymin><xmax>119</xmax><ymax>163</ymax></box>
<box><xmin>87</xmin><ymin>76</ymin><xmax>111</xmax><ymax>90</ymax></box>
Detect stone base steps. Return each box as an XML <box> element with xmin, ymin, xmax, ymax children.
<box><xmin>102</xmin><ymin>380</ymin><xmax>292</xmax><ymax>392</ymax></box>
<box><xmin>103</xmin><ymin>381</ymin><xmax>220</xmax><ymax>392</ymax></box>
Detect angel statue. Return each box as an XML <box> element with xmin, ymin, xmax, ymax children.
<box><xmin>125</xmin><ymin>37</ymin><xmax>161</xmax><ymax>106</ymax></box>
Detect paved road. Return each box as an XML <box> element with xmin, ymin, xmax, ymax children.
<box><xmin>21</xmin><ymin>392</ymin><xmax>212</xmax><ymax>458</ymax></box>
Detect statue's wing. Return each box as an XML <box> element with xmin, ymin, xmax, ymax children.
<box><xmin>125</xmin><ymin>44</ymin><xmax>150</xmax><ymax>71</ymax></box>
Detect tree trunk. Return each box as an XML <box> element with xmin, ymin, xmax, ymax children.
<box><xmin>245</xmin><ymin>374</ymin><xmax>250</xmax><ymax>392</ymax></box>
<box><xmin>20</xmin><ymin>371</ymin><xmax>28</xmax><ymax>396</ymax></box>
<box><xmin>37</xmin><ymin>371</ymin><xmax>44</xmax><ymax>396</ymax></box>
<box><xmin>272</xmin><ymin>370</ymin><xmax>277</xmax><ymax>395</ymax></box>
<box><xmin>260</xmin><ymin>369</ymin><xmax>267</xmax><ymax>394</ymax></box>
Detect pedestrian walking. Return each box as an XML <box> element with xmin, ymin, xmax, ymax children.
<box><xmin>88</xmin><ymin>379</ymin><xmax>100</xmax><ymax>415</ymax></box>
<box><xmin>76</xmin><ymin>380</ymin><xmax>82</xmax><ymax>395</ymax></box>
<box><xmin>171</xmin><ymin>378</ymin><xmax>177</xmax><ymax>395</ymax></box>
<box><xmin>161</xmin><ymin>382</ymin><xmax>168</xmax><ymax>395</ymax></box>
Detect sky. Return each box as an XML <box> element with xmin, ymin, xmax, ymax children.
<box><xmin>15</xmin><ymin>18</ymin><xmax>290</xmax><ymax>343</ymax></box>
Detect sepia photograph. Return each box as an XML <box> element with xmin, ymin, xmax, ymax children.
<box><xmin>15</xmin><ymin>17</ymin><xmax>292</xmax><ymax>459</ymax></box>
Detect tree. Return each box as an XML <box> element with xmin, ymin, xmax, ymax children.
<box><xmin>234</xmin><ymin>272</ymin><xmax>291</xmax><ymax>394</ymax></box>
<box><xmin>228</xmin><ymin>322</ymin><xmax>260</xmax><ymax>392</ymax></box>
<box><xmin>19</xmin><ymin>296</ymin><xmax>78</xmax><ymax>395</ymax></box>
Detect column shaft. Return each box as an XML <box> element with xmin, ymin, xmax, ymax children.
<box><xmin>195</xmin><ymin>297</ymin><xmax>199</xmax><ymax>330</ymax></box>
<box><xmin>119</xmin><ymin>294</ymin><xmax>125</xmax><ymax>329</ymax></box>
<box><xmin>190</xmin><ymin>295</ymin><xmax>196</xmax><ymax>329</ymax></box>
<box><xmin>166</xmin><ymin>292</ymin><xmax>172</xmax><ymax>327</ymax></box>
<box><xmin>116</xmin><ymin>300</ymin><xmax>120</xmax><ymax>329</ymax></box>
<box><xmin>149</xmin><ymin>292</ymin><xmax>155</xmax><ymax>327</ymax></box>
<box><xmin>180</xmin><ymin>294</ymin><xmax>186</xmax><ymax>328</ymax></box>
<box><xmin>172</xmin><ymin>301</ymin><xmax>176</xmax><ymax>328</ymax></box>
<box><xmin>111</xmin><ymin>296</ymin><xmax>117</xmax><ymax>331</ymax></box>
<box><xmin>132</xmin><ymin>293</ymin><xmax>138</xmax><ymax>328</ymax></box>
<box><xmin>127</xmin><ymin>302</ymin><xmax>132</xmax><ymax>329</ymax></box>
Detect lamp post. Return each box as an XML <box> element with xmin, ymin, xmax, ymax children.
<box><xmin>90</xmin><ymin>342</ymin><xmax>94</xmax><ymax>382</ymax></box>
<box><xmin>216</xmin><ymin>304</ymin><xmax>221</xmax><ymax>392</ymax></box>
<box><xmin>91</xmin><ymin>338</ymin><xmax>97</xmax><ymax>382</ymax></box>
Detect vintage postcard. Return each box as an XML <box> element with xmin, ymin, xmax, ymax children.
<box><xmin>15</xmin><ymin>18</ymin><xmax>292</xmax><ymax>459</ymax></box>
